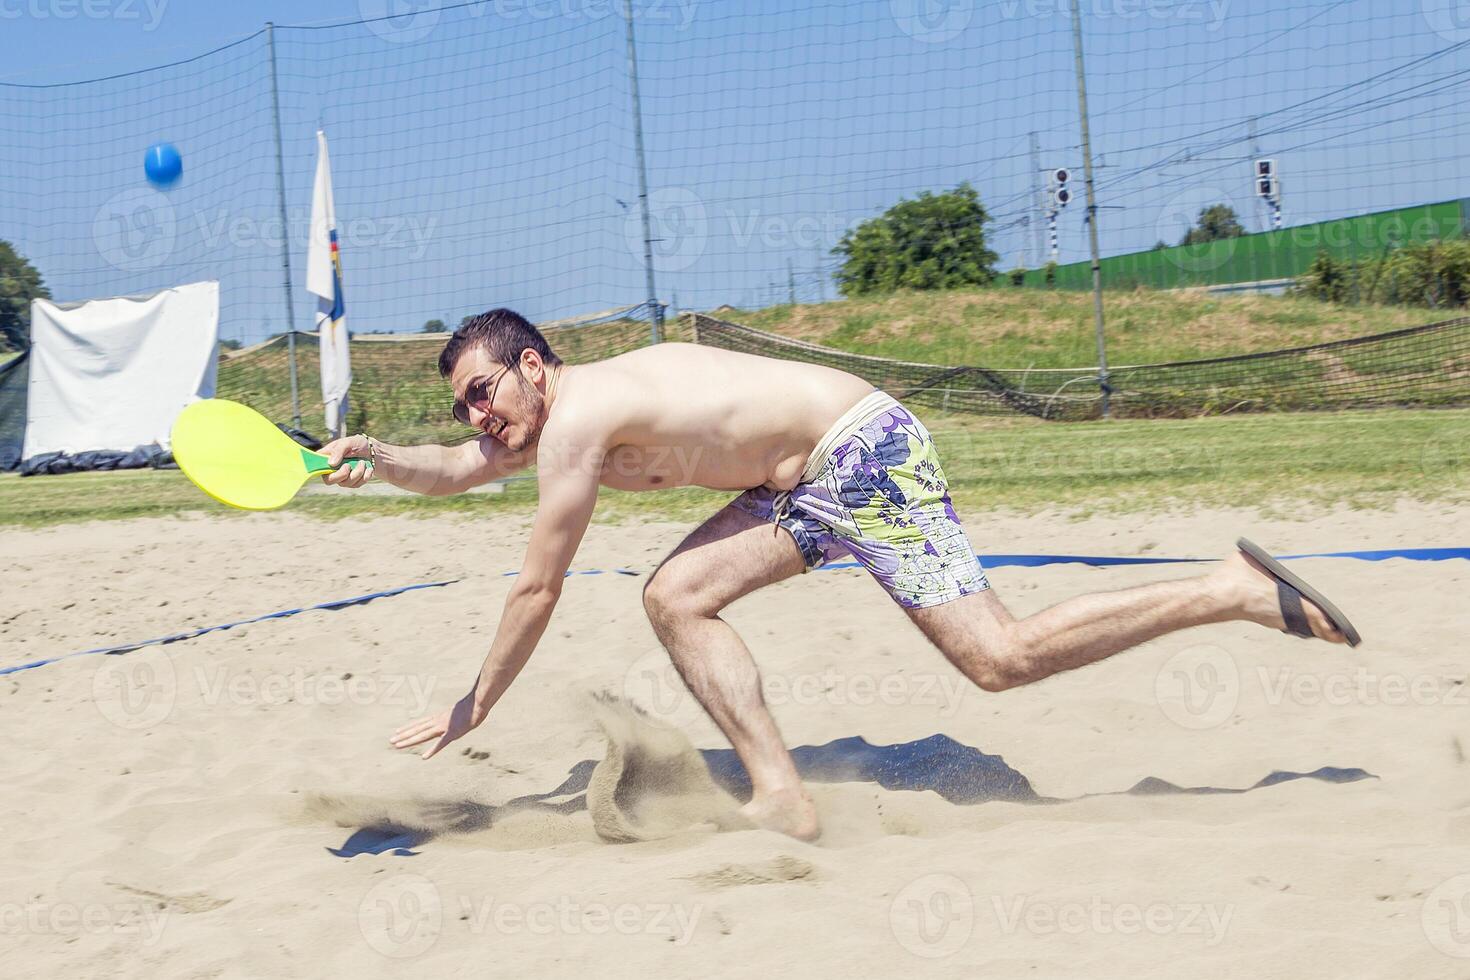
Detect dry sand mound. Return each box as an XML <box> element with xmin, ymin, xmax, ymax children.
<box><xmin>299</xmin><ymin>694</ymin><xmax>750</xmax><ymax>850</ymax></box>
<box><xmin>585</xmin><ymin>693</ymin><xmax>752</xmax><ymax>842</ymax></box>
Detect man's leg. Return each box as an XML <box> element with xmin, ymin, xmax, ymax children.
<box><xmin>641</xmin><ymin>503</ymin><xmax>819</xmax><ymax>840</ymax></box>
<box><xmin>905</xmin><ymin>548</ymin><xmax>1352</xmax><ymax>693</ymax></box>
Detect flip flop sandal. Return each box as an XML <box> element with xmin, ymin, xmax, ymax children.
<box><xmin>1237</xmin><ymin>537</ymin><xmax>1362</xmax><ymax>648</ymax></box>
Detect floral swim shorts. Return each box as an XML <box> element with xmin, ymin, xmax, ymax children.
<box><xmin>731</xmin><ymin>391</ymin><xmax>989</xmax><ymax>608</ymax></box>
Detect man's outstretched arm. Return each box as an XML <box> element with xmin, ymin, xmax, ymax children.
<box><xmin>388</xmin><ymin>441</ymin><xmax>602</xmax><ymax>758</ymax></box>
<box><xmin>320</xmin><ymin>433</ymin><xmax>532</xmax><ymax>496</ymax></box>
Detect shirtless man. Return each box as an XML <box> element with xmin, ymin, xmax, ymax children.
<box><xmin>322</xmin><ymin>308</ymin><xmax>1360</xmax><ymax>840</ymax></box>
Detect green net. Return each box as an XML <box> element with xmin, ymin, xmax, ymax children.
<box><xmin>215</xmin><ymin>304</ymin><xmax>1470</xmax><ymax>444</ymax></box>
<box><xmin>689</xmin><ymin>313</ymin><xmax>1470</xmax><ymax>421</ymax></box>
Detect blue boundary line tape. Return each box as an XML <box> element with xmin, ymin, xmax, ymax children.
<box><xmin>500</xmin><ymin>547</ymin><xmax>1470</xmax><ymax>577</ymax></box>
<box><xmin>0</xmin><ymin>581</ymin><xmax>458</xmax><ymax>678</ymax></box>
<box><xmin>8</xmin><ymin>548</ymin><xmax>1467</xmax><ymax>679</ymax></box>
<box><xmin>826</xmin><ymin>547</ymin><xmax>1470</xmax><ymax>571</ymax></box>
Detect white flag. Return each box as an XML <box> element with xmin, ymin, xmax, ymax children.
<box><xmin>307</xmin><ymin>129</ymin><xmax>351</xmax><ymax>439</ymax></box>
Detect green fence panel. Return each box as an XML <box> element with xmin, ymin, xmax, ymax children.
<box><xmin>1022</xmin><ymin>200</ymin><xmax>1467</xmax><ymax>291</ymax></box>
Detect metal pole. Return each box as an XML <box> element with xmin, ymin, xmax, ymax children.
<box><xmin>1248</xmin><ymin>116</ymin><xmax>1267</xmax><ymax>234</ymax></box>
<box><xmin>266</xmin><ymin>22</ymin><xmax>301</xmax><ymax>429</ymax></box>
<box><xmin>623</xmin><ymin>0</ymin><xmax>661</xmax><ymax>344</ymax></box>
<box><xmin>1029</xmin><ymin>131</ymin><xmax>1046</xmax><ymax>269</ymax></box>
<box><xmin>787</xmin><ymin>259</ymin><xmax>796</xmax><ymax>306</ymax></box>
<box><xmin>1068</xmin><ymin>0</ymin><xmax>1110</xmax><ymax>418</ymax></box>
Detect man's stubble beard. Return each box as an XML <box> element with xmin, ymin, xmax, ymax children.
<box><xmin>505</xmin><ymin>379</ymin><xmax>548</xmax><ymax>453</ymax></box>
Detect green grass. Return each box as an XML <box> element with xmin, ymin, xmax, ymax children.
<box><xmin>3</xmin><ymin>408</ymin><xmax>1464</xmax><ymax>528</ymax></box>
<box><xmin>723</xmin><ymin>288</ymin><xmax>1436</xmax><ymax>368</ymax></box>
<box><xmin>201</xmin><ymin>289</ymin><xmax>1461</xmax><ymax>444</ymax></box>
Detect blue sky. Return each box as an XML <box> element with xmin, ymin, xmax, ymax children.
<box><xmin>1</xmin><ymin>0</ymin><xmax>1466</xmax><ymax>344</ymax></box>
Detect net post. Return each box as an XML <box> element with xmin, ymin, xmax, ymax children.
<box><xmin>265</xmin><ymin>22</ymin><xmax>301</xmax><ymax>430</ymax></box>
<box><xmin>1029</xmin><ymin>131</ymin><xmax>1045</xmax><ymax>270</ymax></box>
<box><xmin>623</xmin><ymin>0</ymin><xmax>661</xmax><ymax>345</ymax></box>
<box><xmin>1068</xmin><ymin>0</ymin><xmax>1111</xmax><ymax>419</ymax></box>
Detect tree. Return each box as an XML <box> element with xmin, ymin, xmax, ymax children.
<box><xmin>832</xmin><ymin>183</ymin><xmax>999</xmax><ymax>296</ymax></box>
<box><xmin>1179</xmin><ymin>204</ymin><xmax>1245</xmax><ymax>246</ymax></box>
<box><xmin>422</xmin><ymin>318</ymin><xmax>446</xmax><ymax>333</ymax></box>
<box><xmin>0</xmin><ymin>239</ymin><xmax>49</xmax><ymax>350</ymax></box>
<box><xmin>1298</xmin><ymin>251</ymin><xmax>1348</xmax><ymax>304</ymax></box>
<box><xmin>1152</xmin><ymin>240</ymin><xmax>1169</xmax><ymax>251</ymax></box>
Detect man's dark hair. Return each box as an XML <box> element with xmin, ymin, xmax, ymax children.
<box><xmin>438</xmin><ymin>308</ymin><xmax>563</xmax><ymax>378</ymax></box>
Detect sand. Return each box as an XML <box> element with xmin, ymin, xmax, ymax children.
<box><xmin>2</xmin><ymin>500</ymin><xmax>1468</xmax><ymax>977</ymax></box>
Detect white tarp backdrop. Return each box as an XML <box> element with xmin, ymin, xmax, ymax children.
<box><xmin>22</xmin><ymin>281</ymin><xmax>219</xmax><ymax>461</ymax></box>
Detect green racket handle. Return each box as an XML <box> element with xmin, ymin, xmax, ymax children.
<box><xmin>302</xmin><ymin>448</ymin><xmax>373</xmax><ymax>477</ymax></box>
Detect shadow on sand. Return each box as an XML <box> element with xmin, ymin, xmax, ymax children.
<box><xmin>326</xmin><ymin>733</ymin><xmax>1375</xmax><ymax>857</ymax></box>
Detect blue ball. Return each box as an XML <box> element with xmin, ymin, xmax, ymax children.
<box><xmin>144</xmin><ymin>142</ymin><xmax>182</xmax><ymax>187</ymax></box>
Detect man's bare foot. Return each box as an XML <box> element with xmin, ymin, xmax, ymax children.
<box><xmin>739</xmin><ymin>787</ymin><xmax>820</xmax><ymax>841</ymax></box>
<box><xmin>1214</xmin><ymin>548</ymin><xmax>1351</xmax><ymax>644</ymax></box>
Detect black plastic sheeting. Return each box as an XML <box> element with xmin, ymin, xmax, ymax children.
<box><xmin>19</xmin><ymin>444</ymin><xmax>174</xmax><ymax>476</ymax></box>
<box><xmin>16</xmin><ymin>422</ymin><xmax>314</xmax><ymax>475</ymax></box>
<box><xmin>327</xmin><ymin>734</ymin><xmax>1375</xmax><ymax>857</ymax></box>
<box><xmin>278</xmin><ymin>424</ymin><xmax>323</xmax><ymax>450</ymax></box>
<box><xmin>0</xmin><ymin>351</ymin><xmax>27</xmax><ymax>472</ymax></box>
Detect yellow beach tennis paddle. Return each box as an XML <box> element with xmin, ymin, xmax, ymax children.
<box><xmin>171</xmin><ymin>399</ymin><xmax>369</xmax><ymax>510</ymax></box>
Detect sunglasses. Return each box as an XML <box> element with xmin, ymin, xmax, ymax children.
<box><xmin>452</xmin><ymin>365</ymin><xmax>510</xmax><ymax>427</ymax></box>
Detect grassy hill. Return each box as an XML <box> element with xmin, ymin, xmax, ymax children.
<box><xmin>210</xmin><ymin>288</ymin><xmax>1457</xmax><ymax>442</ymax></box>
<box><xmin>720</xmin><ymin>288</ymin><xmax>1435</xmax><ymax>369</ymax></box>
